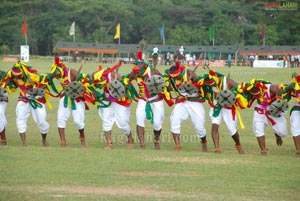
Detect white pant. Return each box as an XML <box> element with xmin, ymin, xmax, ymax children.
<box><xmin>98</xmin><ymin>101</ymin><xmax>131</xmax><ymax>135</ymax></box>
<box><xmin>57</xmin><ymin>97</ymin><xmax>85</xmax><ymax>130</ymax></box>
<box><xmin>136</xmin><ymin>98</ymin><xmax>164</xmax><ymax>131</ymax></box>
<box><xmin>253</xmin><ymin>110</ymin><xmax>288</xmax><ymax>138</ymax></box>
<box><xmin>290</xmin><ymin>109</ymin><xmax>300</xmax><ymax>137</ymax></box>
<box><xmin>16</xmin><ymin>101</ymin><xmax>49</xmax><ymax>134</ymax></box>
<box><xmin>0</xmin><ymin>101</ymin><xmax>7</xmax><ymax>132</ymax></box>
<box><xmin>170</xmin><ymin>101</ymin><xmax>206</xmax><ymax>139</ymax></box>
<box><xmin>209</xmin><ymin>107</ymin><xmax>237</xmax><ymax>136</ymax></box>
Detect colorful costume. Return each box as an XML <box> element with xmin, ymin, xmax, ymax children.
<box><xmin>0</xmin><ymin>70</ymin><xmax>11</xmax><ymax>145</ymax></box>
<box><xmin>6</xmin><ymin>62</ymin><xmax>50</xmax><ymax>146</ymax></box>
<box><xmin>128</xmin><ymin>52</ymin><xmax>168</xmax><ymax>150</ymax></box>
<box><xmin>281</xmin><ymin>73</ymin><xmax>300</xmax><ymax>157</ymax></box>
<box><xmin>244</xmin><ymin>79</ymin><xmax>288</xmax><ymax>155</ymax></box>
<box><xmin>48</xmin><ymin>57</ymin><xmax>88</xmax><ymax>147</ymax></box>
<box><xmin>166</xmin><ymin>62</ymin><xmax>207</xmax><ymax>151</ymax></box>
<box><xmin>91</xmin><ymin>62</ymin><xmax>137</xmax><ymax>149</ymax></box>
<box><xmin>205</xmin><ymin>70</ymin><xmax>246</xmax><ymax>154</ymax></box>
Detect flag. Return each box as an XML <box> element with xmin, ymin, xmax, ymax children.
<box><xmin>114</xmin><ymin>23</ymin><xmax>120</xmax><ymax>39</ymax></box>
<box><xmin>209</xmin><ymin>25</ymin><xmax>215</xmax><ymax>41</ymax></box>
<box><xmin>159</xmin><ymin>25</ymin><xmax>165</xmax><ymax>40</ymax></box>
<box><xmin>261</xmin><ymin>23</ymin><xmax>265</xmax><ymax>41</ymax></box>
<box><xmin>21</xmin><ymin>20</ymin><xmax>27</xmax><ymax>35</ymax></box>
<box><xmin>69</xmin><ymin>21</ymin><xmax>75</xmax><ymax>36</ymax></box>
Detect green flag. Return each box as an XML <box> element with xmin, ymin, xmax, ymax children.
<box><xmin>209</xmin><ymin>25</ymin><xmax>215</xmax><ymax>41</ymax></box>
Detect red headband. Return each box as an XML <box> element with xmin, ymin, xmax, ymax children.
<box><xmin>11</xmin><ymin>67</ymin><xmax>22</xmax><ymax>76</ymax></box>
<box><xmin>132</xmin><ymin>65</ymin><xmax>141</xmax><ymax>73</ymax></box>
<box><xmin>169</xmin><ymin>67</ymin><xmax>182</xmax><ymax>77</ymax></box>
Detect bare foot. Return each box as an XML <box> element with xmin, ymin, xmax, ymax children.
<box><xmin>201</xmin><ymin>143</ymin><xmax>208</xmax><ymax>152</ymax></box>
<box><xmin>0</xmin><ymin>141</ymin><xmax>7</xmax><ymax>146</ymax></box>
<box><xmin>235</xmin><ymin>145</ymin><xmax>245</xmax><ymax>154</ymax></box>
<box><xmin>275</xmin><ymin>134</ymin><xmax>283</xmax><ymax>146</ymax></box>
<box><xmin>261</xmin><ymin>149</ymin><xmax>268</xmax><ymax>156</ymax></box>
<box><xmin>104</xmin><ymin>143</ymin><xmax>112</xmax><ymax>150</ymax></box>
<box><xmin>214</xmin><ymin>149</ymin><xmax>221</xmax><ymax>154</ymax></box>
<box><xmin>174</xmin><ymin>145</ymin><xmax>182</xmax><ymax>152</ymax></box>
<box><xmin>60</xmin><ymin>141</ymin><xmax>67</xmax><ymax>148</ymax></box>
<box><xmin>139</xmin><ymin>144</ymin><xmax>145</xmax><ymax>150</ymax></box>
<box><xmin>21</xmin><ymin>143</ymin><xmax>28</xmax><ymax>147</ymax></box>
<box><xmin>42</xmin><ymin>140</ymin><xmax>50</xmax><ymax>147</ymax></box>
<box><xmin>153</xmin><ymin>138</ymin><xmax>160</xmax><ymax>150</ymax></box>
<box><xmin>81</xmin><ymin>141</ymin><xmax>87</xmax><ymax>148</ymax></box>
<box><xmin>127</xmin><ymin>138</ymin><xmax>134</xmax><ymax>149</ymax></box>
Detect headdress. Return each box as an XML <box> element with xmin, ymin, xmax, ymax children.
<box><xmin>131</xmin><ymin>51</ymin><xmax>151</xmax><ymax>76</ymax></box>
<box><xmin>11</xmin><ymin>62</ymin><xmax>37</xmax><ymax>78</ymax></box>
<box><xmin>203</xmin><ymin>70</ymin><xmax>223</xmax><ymax>86</ymax></box>
<box><xmin>291</xmin><ymin>73</ymin><xmax>300</xmax><ymax>91</ymax></box>
<box><xmin>168</xmin><ymin>61</ymin><xmax>184</xmax><ymax>77</ymax></box>
<box><xmin>11</xmin><ymin>65</ymin><xmax>22</xmax><ymax>76</ymax></box>
<box><xmin>245</xmin><ymin>78</ymin><xmax>269</xmax><ymax>96</ymax></box>
<box><xmin>50</xmin><ymin>57</ymin><xmax>67</xmax><ymax>77</ymax></box>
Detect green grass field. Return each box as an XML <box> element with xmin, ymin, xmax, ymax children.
<box><xmin>0</xmin><ymin>57</ymin><xmax>299</xmax><ymax>201</ymax></box>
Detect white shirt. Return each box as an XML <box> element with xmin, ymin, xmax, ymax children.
<box><xmin>152</xmin><ymin>47</ymin><xmax>159</xmax><ymax>55</ymax></box>
<box><xmin>179</xmin><ymin>46</ymin><xmax>184</xmax><ymax>54</ymax></box>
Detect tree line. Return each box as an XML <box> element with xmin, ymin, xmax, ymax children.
<box><xmin>0</xmin><ymin>0</ymin><xmax>299</xmax><ymax>56</ymax></box>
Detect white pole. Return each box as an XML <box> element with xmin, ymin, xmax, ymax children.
<box><xmin>25</xmin><ymin>34</ymin><xmax>27</xmax><ymax>46</ymax></box>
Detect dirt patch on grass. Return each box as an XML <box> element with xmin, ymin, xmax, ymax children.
<box><xmin>116</xmin><ymin>171</ymin><xmax>199</xmax><ymax>177</ymax></box>
<box><xmin>146</xmin><ymin>156</ymin><xmax>256</xmax><ymax>165</ymax></box>
<box><xmin>47</xmin><ymin>186</ymin><xmax>154</xmax><ymax>196</ymax></box>
<box><xmin>0</xmin><ymin>186</ymin><xmax>199</xmax><ymax>198</ymax></box>
<box><xmin>147</xmin><ymin>156</ymin><xmax>231</xmax><ymax>164</ymax></box>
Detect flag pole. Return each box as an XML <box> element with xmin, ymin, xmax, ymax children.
<box><xmin>73</xmin><ymin>22</ymin><xmax>75</xmax><ymax>43</ymax></box>
<box><xmin>261</xmin><ymin>23</ymin><xmax>265</xmax><ymax>47</ymax></box>
<box><xmin>162</xmin><ymin>24</ymin><xmax>165</xmax><ymax>45</ymax></box>
<box><xmin>22</xmin><ymin>20</ymin><xmax>27</xmax><ymax>45</ymax></box>
<box><xmin>69</xmin><ymin>21</ymin><xmax>75</xmax><ymax>43</ymax></box>
<box><xmin>163</xmin><ymin>27</ymin><xmax>165</xmax><ymax>46</ymax></box>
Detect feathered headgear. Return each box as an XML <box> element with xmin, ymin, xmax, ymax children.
<box><xmin>11</xmin><ymin>65</ymin><xmax>22</xmax><ymax>76</ymax></box>
<box><xmin>0</xmin><ymin>70</ymin><xmax>7</xmax><ymax>80</ymax></box>
<box><xmin>168</xmin><ymin>61</ymin><xmax>184</xmax><ymax>77</ymax></box>
<box><xmin>104</xmin><ymin>61</ymin><xmax>122</xmax><ymax>75</ymax></box>
<box><xmin>50</xmin><ymin>57</ymin><xmax>68</xmax><ymax>77</ymax></box>
<box><xmin>291</xmin><ymin>73</ymin><xmax>300</xmax><ymax>91</ymax></box>
<box><xmin>203</xmin><ymin>70</ymin><xmax>224</xmax><ymax>86</ymax></box>
<box><xmin>11</xmin><ymin>62</ymin><xmax>37</xmax><ymax>76</ymax></box>
<box><xmin>244</xmin><ymin>78</ymin><xmax>270</xmax><ymax>96</ymax></box>
<box><xmin>131</xmin><ymin>51</ymin><xmax>151</xmax><ymax>75</ymax></box>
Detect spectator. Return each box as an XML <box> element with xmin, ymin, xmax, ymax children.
<box><xmin>152</xmin><ymin>46</ymin><xmax>159</xmax><ymax>68</ymax></box>
<box><xmin>165</xmin><ymin>52</ymin><xmax>171</xmax><ymax>65</ymax></box>
<box><xmin>227</xmin><ymin>54</ymin><xmax>232</xmax><ymax>68</ymax></box>
<box><xmin>249</xmin><ymin>55</ymin><xmax>255</xmax><ymax>67</ymax></box>
<box><xmin>291</xmin><ymin>55</ymin><xmax>295</xmax><ymax>68</ymax></box>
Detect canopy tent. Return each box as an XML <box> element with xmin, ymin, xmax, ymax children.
<box><xmin>54</xmin><ymin>42</ymin><xmax>119</xmax><ymax>55</ymax></box>
<box><xmin>54</xmin><ymin>42</ymin><xmax>300</xmax><ymax>62</ymax></box>
<box><xmin>238</xmin><ymin>46</ymin><xmax>300</xmax><ymax>55</ymax></box>
<box><xmin>56</xmin><ymin>47</ymin><xmax>118</xmax><ymax>54</ymax></box>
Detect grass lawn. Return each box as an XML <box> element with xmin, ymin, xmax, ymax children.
<box><xmin>0</xmin><ymin>57</ymin><xmax>299</xmax><ymax>201</ymax></box>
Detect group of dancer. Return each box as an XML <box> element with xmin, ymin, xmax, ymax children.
<box><xmin>0</xmin><ymin>51</ymin><xmax>299</xmax><ymax>157</ymax></box>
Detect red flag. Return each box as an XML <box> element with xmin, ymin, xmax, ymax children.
<box><xmin>22</xmin><ymin>20</ymin><xmax>27</xmax><ymax>35</ymax></box>
<box><xmin>261</xmin><ymin>23</ymin><xmax>265</xmax><ymax>41</ymax></box>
